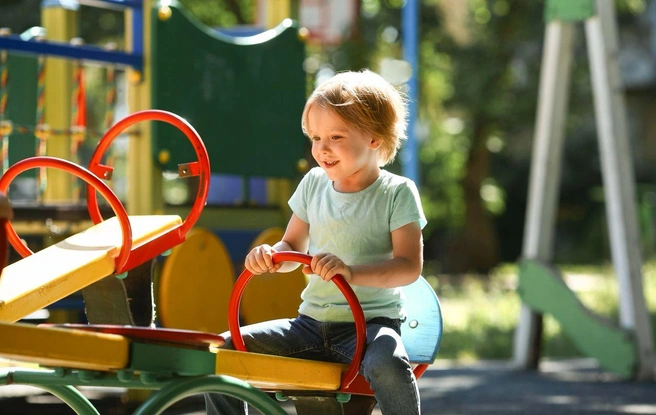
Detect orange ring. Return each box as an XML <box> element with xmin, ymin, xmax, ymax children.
<box><xmin>87</xmin><ymin>110</ymin><xmax>210</xmax><ymax>237</ymax></box>
<box><xmin>0</xmin><ymin>156</ymin><xmax>132</xmax><ymax>272</ymax></box>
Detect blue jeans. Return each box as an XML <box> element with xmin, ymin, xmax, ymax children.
<box><xmin>205</xmin><ymin>314</ymin><xmax>420</xmax><ymax>415</ymax></box>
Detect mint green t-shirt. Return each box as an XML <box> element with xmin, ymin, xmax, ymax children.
<box><xmin>288</xmin><ymin>167</ymin><xmax>427</xmax><ymax>322</ymax></box>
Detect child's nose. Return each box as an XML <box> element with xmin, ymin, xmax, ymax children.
<box><xmin>317</xmin><ymin>141</ymin><xmax>330</xmax><ymax>152</ymax></box>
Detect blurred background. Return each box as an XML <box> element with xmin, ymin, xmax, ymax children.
<box><xmin>0</xmin><ymin>0</ymin><xmax>655</xmax><ymax>362</ymax></box>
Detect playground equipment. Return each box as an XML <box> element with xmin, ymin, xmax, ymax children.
<box><xmin>158</xmin><ymin>227</ymin><xmax>235</xmax><ymax>333</ymax></box>
<box><xmin>513</xmin><ymin>0</ymin><xmax>656</xmax><ymax>380</ymax></box>
<box><xmin>0</xmin><ymin>110</ymin><xmax>443</xmax><ymax>413</ymax></box>
<box><xmin>0</xmin><ymin>251</ymin><xmax>441</xmax><ymax>414</ymax></box>
<box><xmin>0</xmin><ymin>268</ymin><xmax>441</xmax><ymax>414</ymax></box>
<box><xmin>0</xmin><ymin>0</ymin><xmax>309</xmax><ymax>328</ymax></box>
<box><xmin>0</xmin><ymin>109</ymin><xmax>209</xmax><ymax>327</ymax></box>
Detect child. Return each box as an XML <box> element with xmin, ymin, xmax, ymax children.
<box><xmin>206</xmin><ymin>69</ymin><xmax>426</xmax><ymax>415</ymax></box>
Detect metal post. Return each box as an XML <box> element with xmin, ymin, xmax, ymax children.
<box><xmin>512</xmin><ymin>20</ymin><xmax>574</xmax><ymax>369</ymax></box>
<box><xmin>584</xmin><ymin>0</ymin><xmax>655</xmax><ymax>380</ymax></box>
<box><xmin>401</xmin><ymin>0</ymin><xmax>419</xmax><ymax>184</ymax></box>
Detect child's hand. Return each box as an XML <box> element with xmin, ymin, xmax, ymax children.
<box><xmin>245</xmin><ymin>244</ymin><xmax>281</xmax><ymax>275</ymax></box>
<box><xmin>304</xmin><ymin>252</ymin><xmax>352</xmax><ymax>283</ymax></box>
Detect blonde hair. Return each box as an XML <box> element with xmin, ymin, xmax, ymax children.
<box><xmin>302</xmin><ymin>70</ymin><xmax>408</xmax><ymax>166</ymax></box>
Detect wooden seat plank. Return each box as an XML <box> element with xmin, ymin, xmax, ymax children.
<box><xmin>0</xmin><ymin>215</ymin><xmax>182</xmax><ymax>322</ymax></box>
<box><xmin>215</xmin><ymin>349</ymin><xmax>344</xmax><ymax>391</ymax></box>
<box><xmin>0</xmin><ymin>321</ymin><xmax>129</xmax><ymax>371</ymax></box>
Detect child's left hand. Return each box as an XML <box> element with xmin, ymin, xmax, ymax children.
<box><xmin>303</xmin><ymin>252</ymin><xmax>352</xmax><ymax>283</ymax></box>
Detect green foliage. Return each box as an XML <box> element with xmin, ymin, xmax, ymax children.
<box><xmin>432</xmin><ymin>260</ymin><xmax>656</xmax><ymax>361</ymax></box>
<box><xmin>177</xmin><ymin>0</ymin><xmax>254</xmax><ymax>27</ymax></box>
<box><xmin>431</xmin><ymin>269</ymin><xmax>520</xmax><ymax>360</ymax></box>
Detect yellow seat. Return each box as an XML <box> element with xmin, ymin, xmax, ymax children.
<box><xmin>215</xmin><ymin>349</ymin><xmax>345</xmax><ymax>391</ymax></box>
<box><xmin>0</xmin><ymin>215</ymin><xmax>182</xmax><ymax>323</ymax></box>
<box><xmin>0</xmin><ymin>321</ymin><xmax>129</xmax><ymax>371</ymax></box>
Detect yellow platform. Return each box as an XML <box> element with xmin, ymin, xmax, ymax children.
<box><xmin>0</xmin><ymin>215</ymin><xmax>182</xmax><ymax>323</ymax></box>
<box><xmin>215</xmin><ymin>349</ymin><xmax>345</xmax><ymax>391</ymax></box>
<box><xmin>0</xmin><ymin>321</ymin><xmax>129</xmax><ymax>371</ymax></box>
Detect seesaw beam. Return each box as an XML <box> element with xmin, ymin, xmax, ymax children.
<box><xmin>0</xmin><ymin>321</ymin><xmax>345</xmax><ymax>392</ymax></box>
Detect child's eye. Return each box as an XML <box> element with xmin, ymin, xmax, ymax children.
<box><xmin>331</xmin><ymin>135</ymin><xmax>342</xmax><ymax>140</ymax></box>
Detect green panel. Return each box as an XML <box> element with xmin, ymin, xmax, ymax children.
<box><xmin>6</xmin><ymin>53</ymin><xmax>38</xmax><ymax>169</ymax></box>
<box><xmin>517</xmin><ymin>259</ymin><xmax>636</xmax><ymax>378</ymax></box>
<box><xmin>129</xmin><ymin>342</ymin><xmax>216</xmax><ymax>376</ymax></box>
<box><xmin>151</xmin><ymin>1</ymin><xmax>307</xmax><ymax>178</ymax></box>
<box><xmin>545</xmin><ymin>0</ymin><xmax>595</xmax><ymax>22</ymax></box>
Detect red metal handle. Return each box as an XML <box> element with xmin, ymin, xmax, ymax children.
<box><xmin>87</xmin><ymin>109</ymin><xmax>210</xmax><ymax>236</ymax></box>
<box><xmin>228</xmin><ymin>251</ymin><xmax>367</xmax><ymax>389</ymax></box>
<box><xmin>0</xmin><ymin>157</ymin><xmax>132</xmax><ymax>271</ymax></box>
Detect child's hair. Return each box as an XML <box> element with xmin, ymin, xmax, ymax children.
<box><xmin>302</xmin><ymin>70</ymin><xmax>408</xmax><ymax>166</ymax></box>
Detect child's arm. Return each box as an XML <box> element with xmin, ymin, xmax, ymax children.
<box><xmin>309</xmin><ymin>222</ymin><xmax>423</xmax><ymax>288</ymax></box>
<box><xmin>244</xmin><ymin>213</ymin><xmax>309</xmax><ymax>275</ymax></box>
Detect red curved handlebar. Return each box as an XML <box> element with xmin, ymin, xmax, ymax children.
<box><xmin>87</xmin><ymin>109</ymin><xmax>210</xmax><ymax>236</ymax></box>
<box><xmin>0</xmin><ymin>157</ymin><xmax>132</xmax><ymax>271</ymax></box>
<box><xmin>228</xmin><ymin>251</ymin><xmax>367</xmax><ymax>389</ymax></box>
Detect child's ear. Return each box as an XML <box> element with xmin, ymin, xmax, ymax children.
<box><xmin>369</xmin><ymin>137</ymin><xmax>382</xmax><ymax>150</ymax></box>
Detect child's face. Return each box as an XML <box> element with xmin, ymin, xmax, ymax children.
<box><xmin>306</xmin><ymin>105</ymin><xmax>381</xmax><ymax>192</ymax></box>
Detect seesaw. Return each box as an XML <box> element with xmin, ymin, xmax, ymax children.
<box><xmin>0</xmin><ymin>110</ymin><xmax>210</xmax><ymax>323</ymax></box>
<box><xmin>1</xmin><ymin>251</ymin><xmax>442</xmax><ymax>414</ymax></box>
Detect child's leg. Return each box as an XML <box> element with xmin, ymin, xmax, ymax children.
<box><xmin>361</xmin><ymin>320</ymin><xmax>420</xmax><ymax>415</ymax></box>
<box><xmin>330</xmin><ymin>318</ymin><xmax>420</xmax><ymax>415</ymax></box>
<box><xmin>205</xmin><ymin>315</ymin><xmax>327</xmax><ymax>415</ymax></box>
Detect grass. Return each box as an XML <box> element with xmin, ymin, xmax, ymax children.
<box><xmin>425</xmin><ymin>259</ymin><xmax>656</xmax><ymax>361</ymax></box>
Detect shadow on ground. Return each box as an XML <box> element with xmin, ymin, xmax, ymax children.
<box><xmin>420</xmin><ymin>359</ymin><xmax>656</xmax><ymax>415</ymax></box>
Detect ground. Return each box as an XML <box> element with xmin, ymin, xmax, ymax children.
<box><xmin>2</xmin><ymin>358</ymin><xmax>656</xmax><ymax>414</ymax></box>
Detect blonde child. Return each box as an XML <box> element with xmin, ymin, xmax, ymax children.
<box><xmin>206</xmin><ymin>69</ymin><xmax>426</xmax><ymax>414</ymax></box>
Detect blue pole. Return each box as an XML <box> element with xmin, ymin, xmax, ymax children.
<box><xmin>401</xmin><ymin>0</ymin><xmax>419</xmax><ymax>184</ymax></box>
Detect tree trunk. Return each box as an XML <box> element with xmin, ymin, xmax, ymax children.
<box><xmin>447</xmin><ymin>122</ymin><xmax>500</xmax><ymax>273</ymax></box>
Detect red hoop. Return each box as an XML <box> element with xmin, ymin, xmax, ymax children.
<box><xmin>228</xmin><ymin>251</ymin><xmax>366</xmax><ymax>389</ymax></box>
<box><xmin>87</xmin><ymin>110</ymin><xmax>210</xmax><ymax>236</ymax></box>
<box><xmin>0</xmin><ymin>157</ymin><xmax>132</xmax><ymax>271</ymax></box>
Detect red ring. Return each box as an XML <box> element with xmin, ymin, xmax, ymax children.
<box><xmin>87</xmin><ymin>109</ymin><xmax>210</xmax><ymax>236</ymax></box>
<box><xmin>0</xmin><ymin>157</ymin><xmax>132</xmax><ymax>271</ymax></box>
<box><xmin>228</xmin><ymin>251</ymin><xmax>366</xmax><ymax>389</ymax></box>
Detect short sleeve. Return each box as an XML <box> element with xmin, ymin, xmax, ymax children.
<box><xmin>390</xmin><ymin>180</ymin><xmax>427</xmax><ymax>231</ymax></box>
<box><xmin>287</xmin><ymin>169</ymin><xmax>314</xmax><ymax>224</ymax></box>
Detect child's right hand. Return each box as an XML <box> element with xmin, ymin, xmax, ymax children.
<box><xmin>244</xmin><ymin>244</ymin><xmax>282</xmax><ymax>275</ymax></box>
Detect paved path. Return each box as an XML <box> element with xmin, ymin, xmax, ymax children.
<box><xmin>420</xmin><ymin>359</ymin><xmax>656</xmax><ymax>415</ymax></box>
<box><xmin>1</xmin><ymin>358</ymin><xmax>655</xmax><ymax>414</ymax></box>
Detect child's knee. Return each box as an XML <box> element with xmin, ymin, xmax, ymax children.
<box><xmin>362</xmin><ymin>351</ymin><xmax>412</xmax><ymax>383</ymax></box>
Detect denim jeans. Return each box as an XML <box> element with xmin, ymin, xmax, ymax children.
<box><xmin>205</xmin><ymin>314</ymin><xmax>420</xmax><ymax>415</ymax></box>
